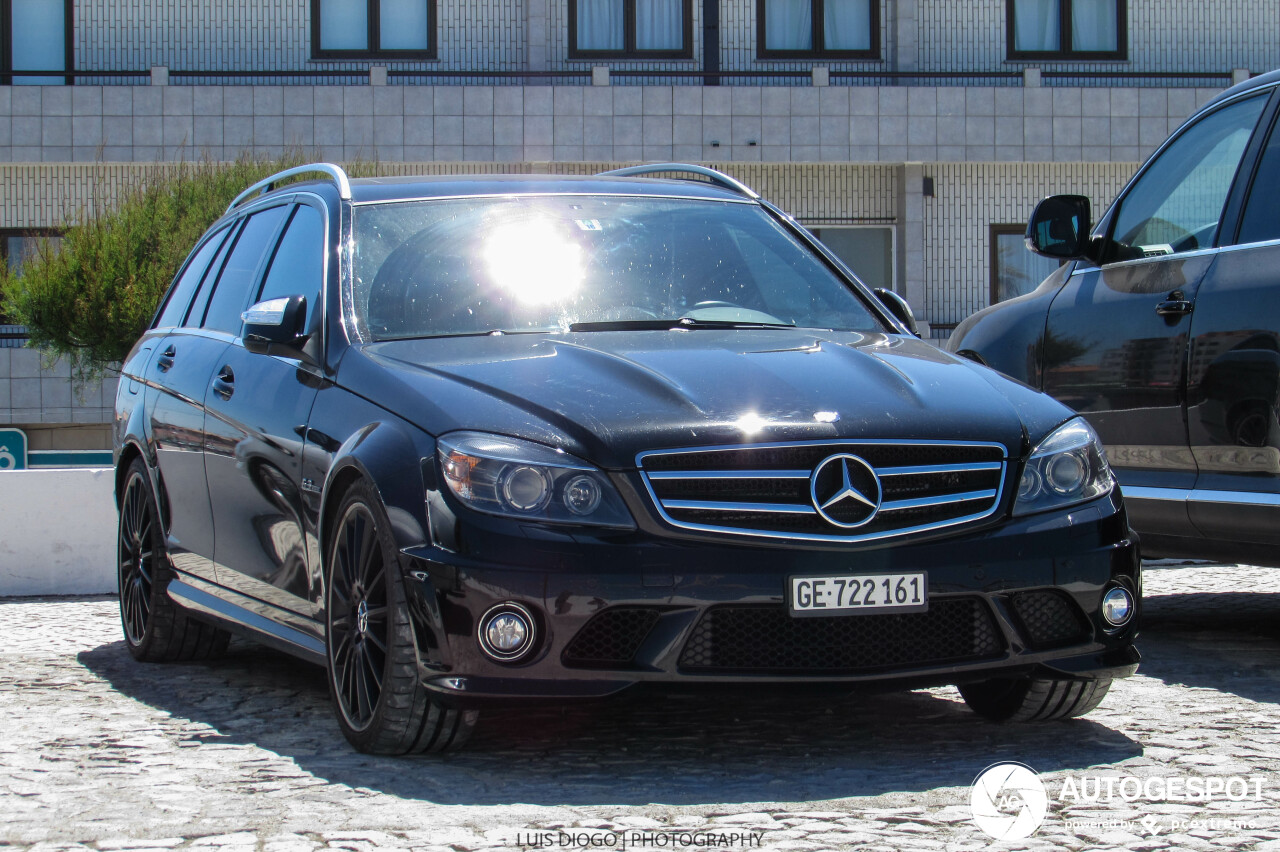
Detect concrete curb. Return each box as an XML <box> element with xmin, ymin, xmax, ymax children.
<box><xmin>0</xmin><ymin>468</ymin><xmax>116</xmax><ymax>596</ymax></box>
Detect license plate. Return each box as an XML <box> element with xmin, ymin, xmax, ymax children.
<box><xmin>788</xmin><ymin>572</ymin><xmax>928</xmax><ymax>616</ymax></box>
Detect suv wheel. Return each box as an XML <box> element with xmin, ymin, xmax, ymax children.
<box><xmin>325</xmin><ymin>480</ymin><xmax>477</xmax><ymax>754</ymax></box>
<box><xmin>117</xmin><ymin>457</ymin><xmax>229</xmax><ymax>661</ymax></box>
<box><xmin>959</xmin><ymin>675</ymin><xmax>1112</xmax><ymax>722</ymax></box>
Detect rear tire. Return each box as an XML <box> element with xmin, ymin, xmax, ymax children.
<box><xmin>325</xmin><ymin>479</ymin><xmax>477</xmax><ymax>754</ymax></box>
<box><xmin>959</xmin><ymin>676</ymin><xmax>1112</xmax><ymax>722</ymax></box>
<box><xmin>117</xmin><ymin>457</ymin><xmax>229</xmax><ymax>662</ymax></box>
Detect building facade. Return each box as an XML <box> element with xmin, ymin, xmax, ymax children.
<box><xmin>0</xmin><ymin>0</ymin><xmax>1276</xmax><ymax>452</ymax></box>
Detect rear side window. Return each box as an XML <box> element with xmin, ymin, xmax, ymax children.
<box><xmin>256</xmin><ymin>204</ymin><xmax>326</xmax><ymax>332</ymax></box>
<box><xmin>202</xmin><ymin>205</ymin><xmax>290</xmax><ymax>335</ymax></box>
<box><xmin>155</xmin><ymin>227</ymin><xmax>228</xmax><ymax>329</ymax></box>
<box><xmin>1236</xmin><ymin>112</ymin><xmax>1280</xmax><ymax>246</ymax></box>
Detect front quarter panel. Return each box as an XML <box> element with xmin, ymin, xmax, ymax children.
<box><xmin>947</xmin><ymin>263</ymin><xmax>1073</xmax><ymax>387</ymax></box>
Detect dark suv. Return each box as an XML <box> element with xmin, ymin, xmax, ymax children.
<box><xmin>949</xmin><ymin>70</ymin><xmax>1280</xmax><ymax>569</ymax></box>
<box><xmin>115</xmin><ymin>163</ymin><xmax>1139</xmax><ymax>754</ymax></box>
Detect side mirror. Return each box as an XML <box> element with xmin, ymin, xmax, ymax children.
<box><xmin>242</xmin><ymin>295</ymin><xmax>308</xmax><ymax>356</ymax></box>
<box><xmin>874</xmin><ymin>288</ymin><xmax>919</xmax><ymax>336</ymax></box>
<box><xmin>1026</xmin><ymin>195</ymin><xmax>1092</xmax><ymax>259</ymax></box>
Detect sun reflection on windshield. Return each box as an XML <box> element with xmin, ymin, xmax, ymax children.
<box><xmin>483</xmin><ymin>219</ymin><xmax>584</xmax><ymax>304</ymax></box>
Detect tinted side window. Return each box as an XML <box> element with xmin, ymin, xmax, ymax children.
<box><xmin>202</xmin><ymin>205</ymin><xmax>290</xmax><ymax>335</ymax></box>
<box><xmin>1236</xmin><ymin>113</ymin><xmax>1280</xmax><ymax>245</ymax></box>
<box><xmin>256</xmin><ymin>204</ymin><xmax>326</xmax><ymax>331</ymax></box>
<box><xmin>183</xmin><ymin>221</ymin><xmax>240</xmax><ymax>328</ymax></box>
<box><xmin>1106</xmin><ymin>94</ymin><xmax>1266</xmax><ymax>262</ymax></box>
<box><xmin>155</xmin><ymin>227</ymin><xmax>228</xmax><ymax>329</ymax></box>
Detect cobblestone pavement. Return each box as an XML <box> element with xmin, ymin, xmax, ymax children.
<box><xmin>2</xmin><ymin>562</ymin><xmax>1280</xmax><ymax>852</ymax></box>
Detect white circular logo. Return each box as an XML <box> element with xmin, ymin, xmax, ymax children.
<box><xmin>970</xmin><ymin>762</ymin><xmax>1048</xmax><ymax>841</ymax></box>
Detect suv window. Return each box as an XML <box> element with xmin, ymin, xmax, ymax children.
<box><xmin>1236</xmin><ymin>111</ymin><xmax>1280</xmax><ymax>246</ymax></box>
<box><xmin>256</xmin><ymin>204</ymin><xmax>326</xmax><ymax>332</ymax></box>
<box><xmin>1104</xmin><ymin>94</ymin><xmax>1266</xmax><ymax>263</ymax></box>
<box><xmin>155</xmin><ymin>226</ymin><xmax>229</xmax><ymax>329</ymax></box>
<box><xmin>202</xmin><ymin>205</ymin><xmax>290</xmax><ymax>335</ymax></box>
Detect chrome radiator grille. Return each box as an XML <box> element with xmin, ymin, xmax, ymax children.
<box><xmin>638</xmin><ymin>440</ymin><xmax>1008</xmax><ymax>543</ymax></box>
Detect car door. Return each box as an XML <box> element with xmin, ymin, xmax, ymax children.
<box><xmin>203</xmin><ymin>201</ymin><xmax>326</xmax><ymax>617</ymax></box>
<box><xmin>143</xmin><ymin>223</ymin><xmax>235</xmax><ymax>583</ymax></box>
<box><xmin>1040</xmin><ymin>91</ymin><xmax>1270</xmax><ymax>540</ymax></box>
<box><xmin>1184</xmin><ymin>89</ymin><xmax>1280</xmax><ymax>547</ymax></box>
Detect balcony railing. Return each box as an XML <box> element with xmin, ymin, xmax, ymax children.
<box><xmin>0</xmin><ymin>326</ymin><xmax>28</xmax><ymax>349</ymax></box>
<box><xmin>3</xmin><ymin>68</ymin><xmax>1243</xmax><ymax>87</ymax></box>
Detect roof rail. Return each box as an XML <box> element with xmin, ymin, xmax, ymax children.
<box><xmin>596</xmin><ymin>163</ymin><xmax>759</xmax><ymax>199</ymax></box>
<box><xmin>225</xmin><ymin>163</ymin><xmax>353</xmax><ymax>215</ymax></box>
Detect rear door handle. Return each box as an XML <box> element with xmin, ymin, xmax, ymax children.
<box><xmin>156</xmin><ymin>344</ymin><xmax>176</xmax><ymax>372</ymax></box>
<box><xmin>212</xmin><ymin>365</ymin><xmax>235</xmax><ymax>401</ymax></box>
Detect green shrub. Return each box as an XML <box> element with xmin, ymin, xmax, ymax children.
<box><xmin>0</xmin><ymin>154</ymin><xmax>353</xmax><ymax>379</ymax></box>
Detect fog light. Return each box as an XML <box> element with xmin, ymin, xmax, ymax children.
<box><xmin>1101</xmin><ymin>587</ymin><xmax>1134</xmax><ymax>627</ymax></box>
<box><xmin>478</xmin><ymin>603</ymin><xmax>537</xmax><ymax>662</ymax></box>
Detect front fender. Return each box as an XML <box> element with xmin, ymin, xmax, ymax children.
<box><xmin>947</xmin><ymin>263</ymin><xmax>1074</xmax><ymax>388</ymax></box>
<box><xmin>319</xmin><ymin>419</ymin><xmax>435</xmax><ymax>559</ymax></box>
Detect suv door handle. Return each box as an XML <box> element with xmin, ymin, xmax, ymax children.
<box><xmin>156</xmin><ymin>344</ymin><xmax>176</xmax><ymax>372</ymax></box>
<box><xmin>1155</xmin><ymin>297</ymin><xmax>1193</xmax><ymax>317</ymax></box>
<box><xmin>212</xmin><ymin>366</ymin><xmax>235</xmax><ymax>401</ymax></box>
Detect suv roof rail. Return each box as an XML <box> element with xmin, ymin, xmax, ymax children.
<box><xmin>597</xmin><ymin>163</ymin><xmax>759</xmax><ymax>200</ymax></box>
<box><xmin>225</xmin><ymin>162</ymin><xmax>353</xmax><ymax>215</ymax></box>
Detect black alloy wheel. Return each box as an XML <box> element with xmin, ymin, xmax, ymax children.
<box><xmin>116</xmin><ymin>456</ymin><xmax>229</xmax><ymax>662</ymax></box>
<box><xmin>324</xmin><ymin>479</ymin><xmax>477</xmax><ymax>754</ymax></box>
<box><xmin>118</xmin><ymin>463</ymin><xmax>156</xmax><ymax>645</ymax></box>
<box><xmin>328</xmin><ymin>500</ymin><xmax>390</xmax><ymax>731</ymax></box>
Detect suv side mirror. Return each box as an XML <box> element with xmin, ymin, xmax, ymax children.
<box><xmin>1026</xmin><ymin>195</ymin><xmax>1092</xmax><ymax>260</ymax></box>
<box><xmin>874</xmin><ymin>288</ymin><xmax>919</xmax><ymax>336</ymax></box>
<box><xmin>242</xmin><ymin>295</ymin><xmax>308</xmax><ymax>356</ymax></box>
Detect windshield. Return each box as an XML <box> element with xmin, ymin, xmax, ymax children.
<box><xmin>350</xmin><ymin>195</ymin><xmax>884</xmax><ymax>340</ymax></box>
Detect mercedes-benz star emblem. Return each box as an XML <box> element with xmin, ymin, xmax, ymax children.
<box><xmin>810</xmin><ymin>453</ymin><xmax>882</xmax><ymax>528</ymax></box>
<box><xmin>357</xmin><ymin>599</ymin><xmax>369</xmax><ymax>635</ymax></box>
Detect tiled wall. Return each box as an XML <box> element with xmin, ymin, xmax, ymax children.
<box><xmin>0</xmin><ymin>82</ymin><xmax>1220</xmax><ymax>164</ymax></box>
<box><xmin>0</xmin><ymin>348</ymin><xmax>117</xmax><ymax>425</ymax></box>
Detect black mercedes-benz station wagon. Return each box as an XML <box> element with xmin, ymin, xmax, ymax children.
<box><xmin>115</xmin><ymin>163</ymin><xmax>1140</xmax><ymax>754</ymax></box>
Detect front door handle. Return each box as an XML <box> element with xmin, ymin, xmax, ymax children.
<box><xmin>212</xmin><ymin>365</ymin><xmax>235</xmax><ymax>401</ymax></box>
<box><xmin>1155</xmin><ymin>291</ymin><xmax>1193</xmax><ymax>317</ymax></box>
<box><xmin>156</xmin><ymin>344</ymin><xmax>176</xmax><ymax>372</ymax></box>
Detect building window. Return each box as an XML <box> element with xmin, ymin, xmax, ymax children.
<box><xmin>758</xmin><ymin>0</ymin><xmax>879</xmax><ymax>59</ymax></box>
<box><xmin>1</xmin><ymin>0</ymin><xmax>71</xmax><ymax>85</ymax></box>
<box><xmin>810</xmin><ymin>226</ymin><xmax>893</xmax><ymax>292</ymax></box>
<box><xmin>989</xmin><ymin>224</ymin><xmax>1061</xmax><ymax>304</ymax></box>
<box><xmin>1006</xmin><ymin>0</ymin><xmax>1125</xmax><ymax>60</ymax></box>
<box><xmin>312</xmin><ymin>0</ymin><xmax>435</xmax><ymax>58</ymax></box>
<box><xmin>569</xmin><ymin>0</ymin><xmax>693</xmax><ymax>58</ymax></box>
<box><xmin>0</xmin><ymin>228</ymin><xmax>61</xmax><ymax>343</ymax></box>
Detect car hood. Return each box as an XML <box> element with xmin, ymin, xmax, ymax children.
<box><xmin>345</xmin><ymin>329</ymin><xmax>1068</xmax><ymax>469</ymax></box>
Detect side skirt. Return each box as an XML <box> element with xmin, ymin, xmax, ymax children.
<box><xmin>168</xmin><ymin>574</ymin><xmax>327</xmax><ymax>666</ymax></box>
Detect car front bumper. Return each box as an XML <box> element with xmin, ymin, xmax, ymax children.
<box><xmin>403</xmin><ymin>492</ymin><xmax>1140</xmax><ymax>707</ymax></box>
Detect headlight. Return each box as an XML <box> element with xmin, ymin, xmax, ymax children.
<box><xmin>1012</xmin><ymin>417</ymin><xmax>1115</xmax><ymax>516</ymax></box>
<box><xmin>437</xmin><ymin>432</ymin><xmax>634</xmax><ymax>529</ymax></box>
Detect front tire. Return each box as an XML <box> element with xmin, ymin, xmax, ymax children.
<box><xmin>959</xmin><ymin>676</ymin><xmax>1112</xmax><ymax>722</ymax></box>
<box><xmin>117</xmin><ymin>457</ymin><xmax>229</xmax><ymax>661</ymax></box>
<box><xmin>325</xmin><ymin>480</ymin><xmax>477</xmax><ymax>754</ymax></box>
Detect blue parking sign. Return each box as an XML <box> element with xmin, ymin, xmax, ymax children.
<box><xmin>0</xmin><ymin>428</ymin><xmax>27</xmax><ymax>470</ymax></box>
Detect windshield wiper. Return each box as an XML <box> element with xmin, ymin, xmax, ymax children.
<box><xmin>567</xmin><ymin>317</ymin><xmax>796</xmax><ymax>332</ymax></box>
